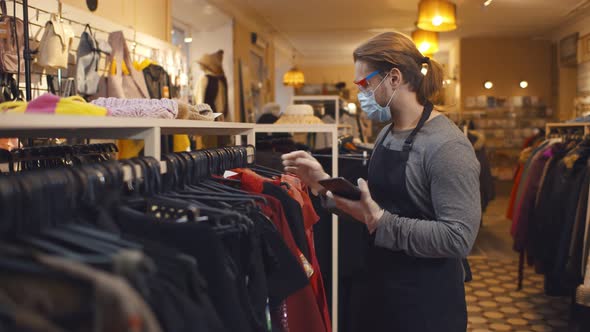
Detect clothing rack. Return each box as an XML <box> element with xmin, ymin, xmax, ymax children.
<box><xmin>1</xmin><ymin>116</ymin><xmax>338</xmax><ymax>331</ymax></box>
<box><xmin>545</xmin><ymin>122</ymin><xmax>590</xmax><ymax>137</ymax></box>
<box><xmin>254</xmin><ymin>123</ymin><xmax>340</xmax><ymax>332</ymax></box>
<box><xmin>541</xmin><ymin>122</ymin><xmax>590</xmax><ymax>293</ymax></box>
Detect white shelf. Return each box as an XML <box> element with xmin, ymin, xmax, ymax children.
<box><xmin>0</xmin><ymin>114</ymin><xmax>256</xmax><ymax>158</ymax></box>
<box><xmin>254</xmin><ymin>123</ymin><xmax>338</xmax><ymax>133</ymax></box>
<box><xmin>0</xmin><ymin>114</ymin><xmax>254</xmax><ymax>136</ymax></box>
<box><xmin>292</xmin><ymin>95</ymin><xmax>342</xmax><ymax>101</ymax></box>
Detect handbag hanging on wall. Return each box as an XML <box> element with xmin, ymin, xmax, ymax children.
<box><xmin>35</xmin><ymin>14</ymin><xmax>74</xmax><ymax>69</ymax></box>
<box><xmin>76</xmin><ymin>24</ymin><xmax>102</xmax><ymax>95</ymax></box>
<box><xmin>0</xmin><ymin>0</ymin><xmax>24</xmax><ymax>74</ymax></box>
<box><xmin>100</xmin><ymin>30</ymin><xmax>149</xmax><ymax>98</ymax></box>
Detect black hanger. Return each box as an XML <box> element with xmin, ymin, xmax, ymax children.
<box><xmin>161</xmin><ymin>153</ymin><xmax>181</xmax><ymax>191</ymax></box>
<box><xmin>17</xmin><ymin>165</ymin><xmax>120</xmax><ymax>256</ymax></box>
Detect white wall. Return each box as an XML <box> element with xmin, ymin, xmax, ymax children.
<box><xmin>274</xmin><ymin>46</ymin><xmax>295</xmax><ymax>112</ymax></box>
<box><xmin>188</xmin><ymin>21</ymin><xmax>235</xmax><ymax>120</ymax></box>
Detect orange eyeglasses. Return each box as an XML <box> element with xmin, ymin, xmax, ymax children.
<box><xmin>353</xmin><ymin>70</ymin><xmax>380</xmax><ymax>91</ymax></box>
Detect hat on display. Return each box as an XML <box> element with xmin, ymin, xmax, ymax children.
<box><xmin>275</xmin><ymin>104</ymin><xmax>324</xmax><ymax>125</ymax></box>
<box><xmin>198</xmin><ymin>50</ymin><xmax>224</xmax><ymax>76</ymax></box>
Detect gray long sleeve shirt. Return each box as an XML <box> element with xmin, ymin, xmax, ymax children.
<box><xmin>372</xmin><ymin>115</ymin><xmax>481</xmax><ymax>258</ymax></box>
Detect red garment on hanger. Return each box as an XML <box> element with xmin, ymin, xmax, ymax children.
<box><xmin>279</xmin><ymin>175</ymin><xmax>331</xmax><ymax>332</ymax></box>
<box><xmin>230</xmin><ymin>169</ymin><xmax>327</xmax><ymax>332</ymax></box>
<box><xmin>506</xmin><ymin>165</ymin><xmax>523</xmax><ymax>220</ymax></box>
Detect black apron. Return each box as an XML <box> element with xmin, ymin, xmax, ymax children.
<box><xmin>360</xmin><ymin>102</ymin><xmax>467</xmax><ymax>332</ymax></box>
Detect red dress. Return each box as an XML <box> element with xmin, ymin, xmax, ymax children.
<box><xmin>230</xmin><ymin>169</ymin><xmax>328</xmax><ymax>332</ymax></box>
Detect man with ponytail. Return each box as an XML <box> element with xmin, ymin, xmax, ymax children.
<box><xmin>282</xmin><ymin>32</ymin><xmax>480</xmax><ymax>331</ymax></box>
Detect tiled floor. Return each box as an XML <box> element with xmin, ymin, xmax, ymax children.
<box><xmin>466</xmin><ymin>183</ymin><xmax>572</xmax><ymax>332</ymax></box>
<box><xmin>466</xmin><ymin>257</ymin><xmax>570</xmax><ymax>332</ymax></box>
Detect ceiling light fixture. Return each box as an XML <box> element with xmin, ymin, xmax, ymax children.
<box><xmin>520</xmin><ymin>80</ymin><xmax>528</xmax><ymax>89</ymax></box>
<box><xmin>283</xmin><ymin>67</ymin><xmax>305</xmax><ymax>88</ymax></box>
<box><xmin>417</xmin><ymin>0</ymin><xmax>457</xmax><ymax>32</ymax></box>
<box><xmin>483</xmin><ymin>0</ymin><xmax>493</xmax><ymax>7</ymax></box>
<box><xmin>484</xmin><ymin>81</ymin><xmax>493</xmax><ymax>89</ymax></box>
<box><xmin>412</xmin><ymin>29</ymin><xmax>439</xmax><ymax>56</ymax></box>
<box><xmin>283</xmin><ymin>53</ymin><xmax>305</xmax><ymax>88</ymax></box>
<box><xmin>184</xmin><ymin>26</ymin><xmax>193</xmax><ymax>43</ymax></box>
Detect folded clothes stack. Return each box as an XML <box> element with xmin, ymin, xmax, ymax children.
<box><xmin>91</xmin><ymin>97</ymin><xmax>178</xmax><ymax>119</ymax></box>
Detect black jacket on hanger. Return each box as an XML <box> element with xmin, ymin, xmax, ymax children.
<box><xmin>143</xmin><ymin>64</ymin><xmax>171</xmax><ymax>99</ymax></box>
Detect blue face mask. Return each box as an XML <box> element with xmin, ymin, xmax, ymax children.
<box><xmin>358</xmin><ymin>73</ymin><xmax>396</xmax><ymax>122</ymax></box>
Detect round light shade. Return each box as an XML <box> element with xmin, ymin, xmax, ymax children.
<box><xmin>484</xmin><ymin>81</ymin><xmax>493</xmax><ymax>89</ymax></box>
<box><xmin>412</xmin><ymin>29</ymin><xmax>439</xmax><ymax>56</ymax></box>
<box><xmin>519</xmin><ymin>80</ymin><xmax>528</xmax><ymax>89</ymax></box>
<box><xmin>417</xmin><ymin>0</ymin><xmax>457</xmax><ymax>32</ymax></box>
<box><xmin>283</xmin><ymin>67</ymin><xmax>305</xmax><ymax>87</ymax></box>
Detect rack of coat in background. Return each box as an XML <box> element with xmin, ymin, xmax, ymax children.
<box><xmin>508</xmin><ymin>122</ymin><xmax>590</xmax><ymax>325</ymax></box>
<box><xmin>4</xmin><ymin>0</ymin><xmax>185</xmax><ymax>98</ymax></box>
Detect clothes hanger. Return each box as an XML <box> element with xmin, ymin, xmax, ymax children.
<box><xmin>122</xmin><ymin>157</ymin><xmax>206</xmax><ymax>223</ymax></box>
<box><xmin>182</xmin><ymin>150</ymin><xmax>268</xmax><ymax>201</ymax></box>
<box><xmin>141</xmin><ymin>155</ymin><xmax>242</xmax><ymax>224</ymax></box>
<box><xmin>26</xmin><ymin>165</ymin><xmax>121</xmax><ymax>256</ymax></box>
<box><xmin>151</xmin><ymin>153</ymin><xmax>257</xmax><ymax>227</ymax></box>
<box><xmin>164</xmin><ymin>152</ymin><xmax>262</xmax><ymax>206</ymax></box>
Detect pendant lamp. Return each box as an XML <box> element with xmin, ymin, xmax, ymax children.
<box><xmin>283</xmin><ymin>54</ymin><xmax>305</xmax><ymax>88</ymax></box>
<box><xmin>283</xmin><ymin>67</ymin><xmax>305</xmax><ymax>88</ymax></box>
<box><xmin>412</xmin><ymin>29</ymin><xmax>439</xmax><ymax>56</ymax></box>
<box><xmin>417</xmin><ymin>0</ymin><xmax>457</xmax><ymax>32</ymax></box>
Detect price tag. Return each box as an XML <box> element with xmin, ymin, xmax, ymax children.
<box><xmin>223</xmin><ymin>170</ymin><xmax>238</xmax><ymax>178</ymax></box>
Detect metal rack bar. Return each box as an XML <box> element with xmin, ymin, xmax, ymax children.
<box><xmin>545</xmin><ymin>122</ymin><xmax>590</xmax><ymax>137</ymax></box>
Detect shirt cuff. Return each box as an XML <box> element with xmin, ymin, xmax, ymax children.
<box><xmin>373</xmin><ymin>210</ymin><xmax>399</xmax><ymax>250</ymax></box>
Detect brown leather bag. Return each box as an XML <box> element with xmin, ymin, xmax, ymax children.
<box><xmin>105</xmin><ymin>31</ymin><xmax>149</xmax><ymax>98</ymax></box>
<box><xmin>0</xmin><ymin>0</ymin><xmax>24</xmax><ymax>74</ymax></box>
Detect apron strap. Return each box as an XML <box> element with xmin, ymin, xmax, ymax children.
<box><xmin>402</xmin><ymin>101</ymin><xmax>433</xmax><ymax>152</ymax></box>
<box><xmin>373</xmin><ymin>100</ymin><xmax>434</xmax><ymax>155</ymax></box>
<box><xmin>377</xmin><ymin>123</ymin><xmax>393</xmax><ymax>147</ymax></box>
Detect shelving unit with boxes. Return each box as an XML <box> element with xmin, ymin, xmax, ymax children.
<box><xmin>457</xmin><ymin>106</ymin><xmax>549</xmax><ymax>180</ymax></box>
